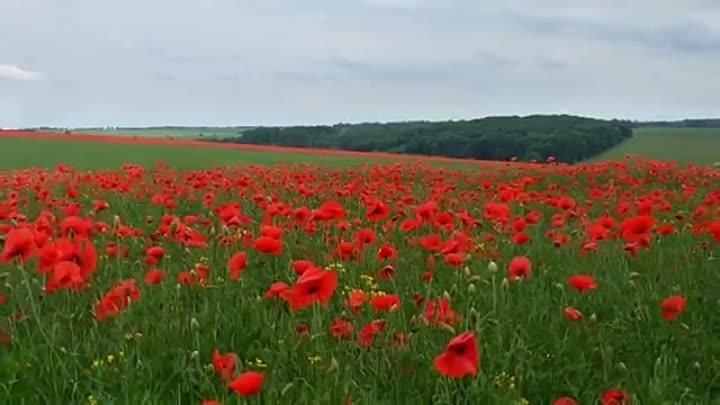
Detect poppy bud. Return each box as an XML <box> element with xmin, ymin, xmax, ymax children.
<box><xmin>113</xmin><ymin>215</ymin><xmax>121</xmax><ymax>227</ymax></box>
<box><xmin>589</xmin><ymin>313</ymin><xmax>598</xmax><ymax>322</ymax></box>
<box><xmin>443</xmin><ymin>291</ymin><xmax>452</xmax><ymax>301</ymax></box>
<box><xmin>629</xmin><ymin>272</ymin><xmax>641</xmax><ymax>279</ymax></box>
<box><xmin>190</xmin><ymin>350</ymin><xmax>200</xmax><ymax>360</ymax></box>
<box><xmin>468</xmin><ymin>307</ymin><xmax>479</xmax><ymax>325</ymax></box>
<box><xmin>680</xmin><ymin>323</ymin><xmax>690</xmax><ymax>331</ymax></box>
<box><xmin>467</xmin><ymin>283</ymin><xmax>477</xmax><ymax>294</ymax></box>
<box><xmin>554</xmin><ymin>282</ymin><xmax>564</xmax><ymax>290</ymax></box>
<box><xmin>449</xmin><ymin>284</ymin><xmax>458</xmax><ymax>296</ymax></box>
<box><xmin>616</xmin><ymin>362</ymin><xmax>628</xmax><ymax>372</ymax></box>
<box><xmin>501</xmin><ymin>278</ymin><xmax>510</xmax><ymax>289</ymax></box>
<box><xmin>463</xmin><ymin>266</ymin><xmax>472</xmax><ymax>277</ymax></box>
<box><xmin>487</xmin><ymin>261</ymin><xmax>498</xmax><ymax>273</ymax></box>
<box><xmin>190</xmin><ymin>317</ymin><xmax>200</xmax><ymax>331</ymax></box>
<box><xmin>693</xmin><ymin>361</ymin><xmax>701</xmax><ymax>371</ymax></box>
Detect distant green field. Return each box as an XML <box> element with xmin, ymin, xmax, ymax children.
<box><xmin>0</xmin><ymin>137</ymin><xmax>369</xmax><ymax>171</ymax></box>
<box><xmin>66</xmin><ymin>127</ymin><xmax>253</xmax><ymax>139</ymax></box>
<box><xmin>591</xmin><ymin>127</ymin><xmax>720</xmax><ymax>165</ymax></box>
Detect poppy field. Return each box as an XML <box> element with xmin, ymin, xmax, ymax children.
<box><xmin>1</xmin><ymin>157</ymin><xmax>720</xmax><ymax>405</ymax></box>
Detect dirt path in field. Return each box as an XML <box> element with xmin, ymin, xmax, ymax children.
<box><xmin>0</xmin><ymin>130</ymin><xmax>501</xmax><ymax>166</ymax></box>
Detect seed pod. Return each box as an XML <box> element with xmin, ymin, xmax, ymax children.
<box><xmin>487</xmin><ymin>261</ymin><xmax>498</xmax><ymax>273</ymax></box>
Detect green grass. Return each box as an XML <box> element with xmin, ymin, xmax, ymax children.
<box><xmin>66</xmin><ymin>127</ymin><xmax>253</xmax><ymax>140</ymax></box>
<box><xmin>0</xmin><ymin>138</ymin><xmax>369</xmax><ymax>171</ymax></box>
<box><xmin>592</xmin><ymin>127</ymin><xmax>720</xmax><ymax>165</ymax></box>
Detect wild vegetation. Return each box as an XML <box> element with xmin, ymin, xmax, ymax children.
<box><xmin>1</xmin><ymin>156</ymin><xmax>719</xmax><ymax>405</ymax></box>
<box><xmin>218</xmin><ymin>115</ymin><xmax>633</xmax><ymax>163</ymax></box>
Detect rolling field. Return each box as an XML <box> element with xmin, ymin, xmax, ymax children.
<box><xmin>591</xmin><ymin>127</ymin><xmax>720</xmax><ymax>165</ymax></box>
<box><xmin>0</xmin><ymin>130</ymin><xmax>720</xmax><ymax>405</ymax></box>
<box><xmin>0</xmin><ymin>136</ymin><xmax>364</xmax><ymax>171</ymax></box>
<box><xmin>0</xmin><ymin>131</ymin><xmax>501</xmax><ymax>171</ymax></box>
<box><xmin>67</xmin><ymin>127</ymin><xmax>254</xmax><ymax>140</ymax></box>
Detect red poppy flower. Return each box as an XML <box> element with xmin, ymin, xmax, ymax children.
<box><xmin>660</xmin><ymin>295</ymin><xmax>687</xmax><ymax>322</ymax></box>
<box><xmin>94</xmin><ymin>279</ymin><xmax>140</xmax><ymax>321</ymax></box>
<box><xmin>424</xmin><ymin>298</ymin><xmax>461</xmax><ymax>327</ymax></box>
<box><xmin>212</xmin><ymin>349</ymin><xmax>237</xmax><ymax>383</ymax></box>
<box><xmin>553</xmin><ymin>397</ymin><xmax>578</xmax><ymax>405</ymax></box>
<box><xmin>433</xmin><ymin>331</ymin><xmax>479</xmax><ymax>379</ymax></box>
<box><xmin>564</xmin><ymin>307</ymin><xmax>583</xmax><ymax>321</ymax></box>
<box><xmin>288</xmin><ymin>267</ymin><xmax>338</xmax><ymax>311</ymax></box>
<box><xmin>59</xmin><ymin>216</ymin><xmax>93</xmax><ymax>238</ymax></box>
<box><xmin>601</xmin><ymin>388</ymin><xmax>631</xmax><ymax>405</ymax></box>
<box><xmin>377</xmin><ymin>244</ymin><xmax>397</xmax><ymax>262</ymax></box>
<box><xmin>358</xmin><ymin>319</ymin><xmax>386</xmax><ymax>348</ymax></box>
<box><xmin>260</xmin><ymin>224</ymin><xmax>283</xmax><ymax>240</ymax></box>
<box><xmin>228</xmin><ymin>251</ymin><xmax>248</xmax><ymax>280</ymax></box>
<box><xmin>145</xmin><ymin>245</ymin><xmax>165</xmax><ymax>266</ymax></box>
<box><xmin>144</xmin><ymin>269</ymin><xmax>166</xmax><ymax>285</ymax></box>
<box><xmin>508</xmin><ymin>256</ymin><xmax>532</xmax><ymax>282</ymax></box>
<box><xmin>366</xmin><ymin>200</ymin><xmax>391</xmax><ymax>222</ymax></box>
<box><xmin>567</xmin><ymin>274</ymin><xmax>598</xmax><ymax>292</ymax></box>
<box><xmin>1</xmin><ymin>227</ymin><xmax>37</xmax><ymax>264</ymax></box>
<box><xmin>345</xmin><ymin>289</ymin><xmax>368</xmax><ymax>312</ymax></box>
<box><xmin>443</xmin><ymin>252</ymin><xmax>465</xmax><ymax>267</ymax></box>
<box><xmin>178</xmin><ymin>271</ymin><xmax>196</xmax><ymax>287</ymax></box>
<box><xmin>46</xmin><ymin>261</ymin><xmax>86</xmax><ymax>294</ymax></box>
<box><xmin>291</xmin><ymin>259</ymin><xmax>314</xmax><ymax>275</ymax></box>
<box><xmin>254</xmin><ymin>236</ymin><xmax>282</xmax><ymax>255</ymax></box>
<box><xmin>0</xmin><ymin>293</ymin><xmax>6</xmax><ymax>306</ymax></box>
<box><xmin>370</xmin><ymin>294</ymin><xmax>400</xmax><ymax>312</ymax></box>
<box><xmin>265</xmin><ymin>281</ymin><xmax>290</xmax><ymax>300</ymax></box>
<box><xmin>228</xmin><ymin>371</ymin><xmax>264</xmax><ymax>396</ymax></box>
<box><xmin>512</xmin><ymin>232</ymin><xmax>531</xmax><ymax>245</ymax></box>
<box><xmin>330</xmin><ymin>318</ymin><xmax>354</xmax><ymax>340</ymax></box>
<box><xmin>378</xmin><ymin>265</ymin><xmax>396</xmax><ymax>280</ymax></box>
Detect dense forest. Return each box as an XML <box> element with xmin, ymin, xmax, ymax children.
<box><xmin>216</xmin><ymin>115</ymin><xmax>633</xmax><ymax>163</ymax></box>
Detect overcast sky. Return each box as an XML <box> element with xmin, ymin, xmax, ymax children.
<box><xmin>1</xmin><ymin>0</ymin><xmax>719</xmax><ymax>127</ymax></box>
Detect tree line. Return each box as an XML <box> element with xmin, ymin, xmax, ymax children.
<box><xmin>215</xmin><ymin>115</ymin><xmax>633</xmax><ymax>163</ymax></box>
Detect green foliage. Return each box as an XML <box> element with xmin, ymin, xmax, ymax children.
<box><xmin>218</xmin><ymin>115</ymin><xmax>633</xmax><ymax>163</ymax></box>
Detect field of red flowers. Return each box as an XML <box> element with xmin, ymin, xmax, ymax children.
<box><xmin>1</xmin><ymin>159</ymin><xmax>720</xmax><ymax>405</ymax></box>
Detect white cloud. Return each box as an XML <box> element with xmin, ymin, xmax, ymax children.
<box><xmin>0</xmin><ymin>64</ymin><xmax>44</xmax><ymax>81</ymax></box>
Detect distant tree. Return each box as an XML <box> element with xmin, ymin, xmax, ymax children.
<box><xmin>214</xmin><ymin>115</ymin><xmax>634</xmax><ymax>163</ymax></box>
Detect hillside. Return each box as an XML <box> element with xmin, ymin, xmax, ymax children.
<box><xmin>215</xmin><ymin>115</ymin><xmax>633</xmax><ymax>163</ymax></box>
<box><xmin>590</xmin><ymin>127</ymin><xmax>720</xmax><ymax>165</ymax></box>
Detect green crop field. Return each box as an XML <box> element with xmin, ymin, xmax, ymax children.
<box><xmin>0</xmin><ymin>137</ymin><xmax>367</xmax><ymax>171</ymax></box>
<box><xmin>61</xmin><ymin>127</ymin><xmax>254</xmax><ymax>140</ymax></box>
<box><xmin>71</xmin><ymin>127</ymin><xmax>254</xmax><ymax>139</ymax></box>
<box><xmin>591</xmin><ymin>127</ymin><xmax>720</xmax><ymax>165</ymax></box>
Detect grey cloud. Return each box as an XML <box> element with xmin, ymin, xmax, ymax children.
<box><xmin>504</xmin><ymin>10</ymin><xmax>720</xmax><ymax>54</ymax></box>
<box><xmin>1</xmin><ymin>0</ymin><xmax>719</xmax><ymax>127</ymax></box>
